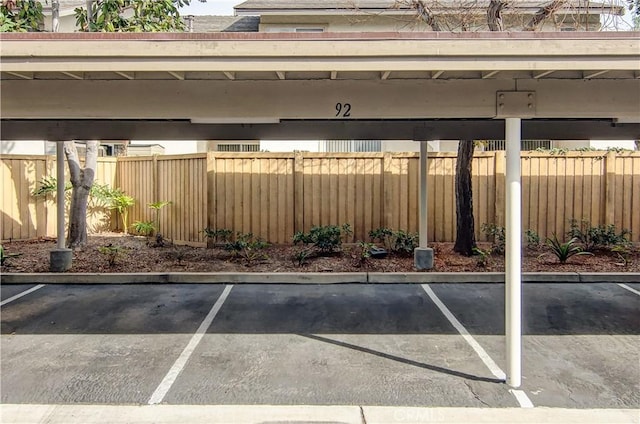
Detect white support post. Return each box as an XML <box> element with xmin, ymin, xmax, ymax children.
<box><xmin>414</xmin><ymin>140</ymin><xmax>433</xmax><ymax>270</ymax></box>
<box><xmin>56</xmin><ymin>142</ymin><xmax>66</xmax><ymax>249</ymax></box>
<box><xmin>51</xmin><ymin>0</ymin><xmax>60</xmax><ymax>33</ymax></box>
<box><xmin>419</xmin><ymin>140</ymin><xmax>428</xmax><ymax>248</ymax></box>
<box><xmin>505</xmin><ymin>117</ymin><xmax>522</xmax><ymax>388</ymax></box>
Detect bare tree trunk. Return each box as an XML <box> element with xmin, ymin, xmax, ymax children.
<box><xmin>412</xmin><ymin>0</ymin><xmax>441</xmax><ymax>31</ymax></box>
<box><xmin>525</xmin><ymin>1</ymin><xmax>568</xmax><ymax>31</ymax></box>
<box><xmin>453</xmin><ymin>140</ymin><xmax>476</xmax><ymax>256</ymax></box>
<box><xmin>487</xmin><ymin>0</ymin><xmax>509</xmax><ymax>31</ymax></box>
<box><xmin>64</xmin><ymin>140</ymin><xmax>98</xmax><ymax>249</ymax></box>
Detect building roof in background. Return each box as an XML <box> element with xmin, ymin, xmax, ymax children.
<box><xmin>235</xmin><ymin>0</ymin><xmax>624</xmax><ymax>15</ymax></box>
<box><xmin>191</xmin><ymin>16</ymin><xmax>260</xmax><ymax>32</ymax></box>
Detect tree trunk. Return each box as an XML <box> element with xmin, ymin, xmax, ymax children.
<box><xmin>453</xmin><ymin>140</ymin><xmax>476</xmax><ymax>256</ymax></box>
<box><xmin>64</xmin><ymin>140</ymin><xmax>98</xmax><ymax>249</ymax></box>
<box><xmin>525</xmin><ymin>1</ymin><xmax>568</xmax><ymax>31</ymax></box>
<box><xmin>487</xmin><ymin>0</ymin><xmax>508</xmax><ymax>31</ymax></box>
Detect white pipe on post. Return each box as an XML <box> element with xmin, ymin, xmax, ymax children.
<box><xmin>419</xmin><ymin>140</ymin><xmax>428</xmax><ymax>248</ymax></box>
<box><xmin>51</xmin><ymin>0</ymin><xmax>60</xmax><ymax>33</ymax></box>
<box><xmin>56</xmin><ymin>142</ymin><xmax>66</xmax><ymax>249</ymax></box>
<box><xmin>505</xmin><ymin>118</ymin><xmax>522</xmax><ymax>388</ymax></box>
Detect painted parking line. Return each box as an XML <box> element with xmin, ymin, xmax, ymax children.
<box><xmin>0</xmin><ymin>284</ymin><xmax>45</xmax><ymax>307</ymax></box>
<box><xmin>148</xmin><ymin>284</ymin><xmax>233</xmax><ymax>405</ymax></box>
<box><xmin>617</xmin><ymin>283</ymin><xmax>640</xmax><ymax>297</ymax></box>
<box><xmin>421</xmin><ymin>284</ymin><xmax>534</xmax><ymax>409</ymax></box>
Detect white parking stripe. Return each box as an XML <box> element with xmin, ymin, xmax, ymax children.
<box><xmin>510</xmin><ymin>389</ymin><xmax>534</xmax><ymax>408</ymax></box>
<box><xmin>421</xmin><ymin>284</ymin><xmax>535</xmax><ymax>409</ymax></box>
<box><xmin>0</xmin><ymin>284</ymin><xmax>46</xmax><ymax>307</ymax></box>
<box><xmin>617</xmin><ymin>283</ymin><xmax>640</xmax><ymax>297</ymax></box>
<box><xmin>421</xmin><ymin>284</ymin><xmax>506</xmax><ymax>381</ymax></box>
<box><xmin>148</xmin><ymin>284</ymin><xmax>233</xmax><ymax>405</ymax></box>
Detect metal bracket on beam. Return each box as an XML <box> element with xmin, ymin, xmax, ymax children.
<box><xmin>496</xmin><ymin>91</ymin><xmax>536</xmax><ymax>118</ymax></box>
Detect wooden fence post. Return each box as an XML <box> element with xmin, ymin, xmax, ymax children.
<box><xmin>605</xmin><ymin>151</ymin><xmax>616</xmax><ymax>227</ymax></box>
<box><xmin>494</xmin><ymin>151</ymin><xmax>506</xmax><ymax>229</ymax></box>
<box><xmin>293</xmin><ymin>152</ymin><xmax>304</xmax><ymax>234</ymax></box>
<box><xmin>382</xmin><ymin>152</ymin><xmax>393</xmax><ymax>230</ymax></box>
<box><xmin>206</xmin><ymin>152</ymin><xmax>216</xmax><ymax>247</ymax></box>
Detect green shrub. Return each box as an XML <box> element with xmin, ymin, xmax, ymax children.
<box><xmin>203</xmin><ymin>228</ymin><xmax>233</xmax><ymax>245</ymax></box>
<box><xmin>482</xmin><ymin>223</ymin><xmax>505</xmax><ymax>254</ymax></box>
<box><xmin>293</xmin><ymin>223</ymin><xmax>351</xmax><ymax>254</ymax></box>
<box><xmin>0</xmin><ymin>245</ymin><xmax>21</xmax><ymax>266</ymax></box>
<box><xmin>369</xmin><ymin>227</ymin><xmax>418</xmax><ymax>256</ymax></box>
<box><xmin>98</xmin><ymin>244</ymin><xmax>126</xmax><ymax>266</ymax></box>
<box><xmin>567</xmin><ymin>219</ymin><xmax>631</xmax><ymax>252</ymax></box>
<box><xmin>132</xmin><ymin>221</ymin><xmax>156</xmax><ymax>238</ymax></box>
<box><xmin>543</xmin><ymin>234</ymin><xmax>592</xmax><ymax>264</ymax></box>
<box><xmin>225</xmin><ymin>232</ymin><xmax>269</xmax><ymax>264</ymax></box>
<box><xmin>472</xmin><ymin>246</ymin><xmax>491</xmax><ymax>268</ymax></box>
<box><xmin>525</xmin><ymin>229</ymin><xmax>540</xmax><ymax>249</ymax></box>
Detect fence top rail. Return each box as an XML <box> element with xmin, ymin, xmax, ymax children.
<box><xmin>0</xmin><ymin>154</ymin><xmax>118</xmax><ymax>162</ymax></box>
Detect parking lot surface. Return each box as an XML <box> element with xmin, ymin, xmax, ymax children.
<box><xmin>1</xmin><ymin>282</ymin><xmax>638</xmax><ymax>410</ymax></box>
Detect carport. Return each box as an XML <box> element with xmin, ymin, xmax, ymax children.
<box><xmin>1</xmin><ymin>31</ymin><xmax>639</xmax><ymax>389</ymax></box>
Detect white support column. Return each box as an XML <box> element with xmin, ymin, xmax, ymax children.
<box><xmin>50</xmin><ymin>141</ymin><xmax>72</xmax><ymax>272</ymax></box>
<box><xmin>414</xmin><ymin>140</ymin><xmax>433</xmax><ymax>270</ymax></box>
<box><xmin>419</xmin><ymin>140</ymin><xmax>428</xmax><ymax>248</ymax></box>
<box><xmin>56</xmin><ymin>142</ymin><xmax>66</xmax><ymax>249</ymax></box>
<box><xmin>505</xmin><ymin>117</ymin><xmax>522</xmax><ymax>388</ymax></box>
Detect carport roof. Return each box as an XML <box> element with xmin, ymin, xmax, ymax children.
<box><xmin>1</xmin><ymin>31</ymin><xmax>639</xmax><ymax>140</ymax></box>
<box><xmin>1</xmin><ymin>31</ymin><xmax>639</xmax><ymax>80</ymax></box>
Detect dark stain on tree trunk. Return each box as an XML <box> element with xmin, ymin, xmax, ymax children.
<box><xmin>453</xmin><ymin>140</ymin><xmax>476</xmax><ymax>256</ymax></box>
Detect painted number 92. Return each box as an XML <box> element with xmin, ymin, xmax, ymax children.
<box><xmin>335</xmin><ymin>102</ymin><xmax>351</xmax><ymax>118</ymax></box>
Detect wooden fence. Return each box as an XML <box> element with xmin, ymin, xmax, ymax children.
<box><xmin>2</xmin><ymin>151</ymin><xmax>639</xmax><ymax>244</ymax></box>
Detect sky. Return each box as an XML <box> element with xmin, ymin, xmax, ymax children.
<box><xmin>179</xmin><ymin>0</ymin><xmax>239</xmax><ymax>16</ymax></box>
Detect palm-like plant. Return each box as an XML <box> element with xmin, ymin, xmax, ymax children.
<box><xmin>148</xmin><ymin>201</ymin><xmax>171</xmax><ymax>235</ymax></box>
<box><xmin>544</xmin><ymin>234</ymin><xmax>593</xmax><ymax>264</ymax></box>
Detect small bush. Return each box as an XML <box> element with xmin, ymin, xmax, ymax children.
<box><xmin>369</xmin><ymin>227</ymin><xmax>418</xmax><ymax>256</ymax></box>
<box><xmin>132</xmin><ymin>221</ymin><xmax>156</xmax><ymax>238</ymax></box>
<box><xmin>472</xmin><ymin>246</ymin><xmax>491</xmax><ymax>268</ymax></box>
<box><xmin>0</xmin><ymin>245</ymin><xmax>21</xmax><ymax>266</ymax></box>
<box><xmin>353</xmin><ymin>241</ymin><xmax>375</xmax><ymax>267</ymax></box>
<box><xmin>482</xmin><ymin>223</ymin><xmax>505</xmax><ymax>254</ymax></box>
<box><xmin>98</xmin><ymin>244</ymin><xmax>126</xmax><ymax>266</ymax></box>
<box><xmin>567</xmin><ymin>219</ymin><xmax>631</xmax><ymax>252</ymax></box>
<box><xmin>525</xmin><ymin>229</ymin><xmax>540</xmax><ymax>250</ymax></box>
<box><xmin>543</xmin><ymin>234</ymin><xmax>592</xmax><ymax>264</ymax></box>
<box><xmin>203</xmin><ymin>228</ymin><xmax>233</xmax><ymax>246</ymax></box>
<box><xmin>225</xmin><ymin>232</ymin><xmax>269</xmax><ymax>265</ymax></box>
<box><xmin>293</xmin><ymin>224</ymin><xmax>351</xmax><ymax>254</ymax></box>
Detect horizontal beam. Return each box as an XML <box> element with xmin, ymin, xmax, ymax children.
<box><xmin>2</xmin><ymin>79</ymin><xmax>638</xmax><ymax>120</ymax></box>
<box><xmin>2</xmin><ymin>119</ymin><xmax>637</xmax><ymax>141</ymax></box>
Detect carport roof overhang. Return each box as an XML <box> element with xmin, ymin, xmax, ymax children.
<box><xmin>1</xmin><ymin>32</ymin><xmax>639</xmax><ymax>140</ymax></box>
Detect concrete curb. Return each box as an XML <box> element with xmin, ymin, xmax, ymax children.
<box><xmin>2</xmin><ymin>404</ymin><xmax>638</xmax><ymax>424</ymax></box>
<box><xmin>1</xmin><ymin>272</ymin><xmax>638</xmax><ymax>284</ymax></box>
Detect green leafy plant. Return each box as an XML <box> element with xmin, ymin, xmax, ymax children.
<box><xmin>292</xmin><ymin>247</ymin><xmax>313</xmax><ymax>267</ymax></box>
<box><xmin>293</xmin><ymin>224</ymin><xmax>352</xmax><ymax>254</ymax></box>
<box><xmin>393</xmin><ymin>230</ymin><xmax>419</xmax><ymax>255</ymax></box>
<box><xmin>131</xmin><ymin>220</ymin><xmax>156</xmax><ymax>240</ymax></box>
<box><xmin>202</xmin><ymin>228</ymin><xmax>233</xmax><ymax>246</ymax></box>
<box><xmin>148</xmin><ymin>201</ymin><xmax>171</xmax><ymax>235</ymax></box>
<box><xmin>353</xmin><ymin>241</ymin><xmax>375</xmax><ymax>267</ymax></box>
<box><xmin>98</xmin><ymin>244</ymin><xmax>126</xmax><ymax>266</ymax></box>
<box><xmin>32</xmin><ymin>176</ymin><xmax>72</xmax><ymax>197</ymax></box>
<box><xmin>543</xmin><ymin>234</ymin><xmax>593</xmax><ymax>264</ymax></box>
<box><xmin>0</xmin><ymin>244</ymin><xmax>21</xmax><ymax>266</ymax></box>
<box><xmin>225</xmin><ymin>232</ymin><xmax>269</xmax><ymax>265</ymax></box>
<box><xmin>369</xmin><ymin>227</ymin><xmax>418</xmax><ymax>256</ymax></box>
<box><xmin>612</xmin><ymin>244</ymin><xmax>633</xmax><ymax>267</ymax></box>
<box><xmin>525</xmin><ymin>229</ymin><xmax>540</xmax><ymax>250</ymax></box>
<box><xmin>567</xmin><ymin>219</ymin><xmax>631</xmax><ymax>252</ymax></box>
<box><xmin>0</xmin><ymin>0</ymin><xmax>45</xmax><ymax>32</ymax></box>
<box><xmin>472</xmin><ymin>246</ymin><xmax>491</xmax><ymax>268</ymax></box>
<box><xmin>481</xmin><ymin>223</ymin><xmax>505</xmax><ymax>254</ymax></box>
<box><xmin>109</xmin><ymin>191</ymin><xmax>135</xmax><ymax>234</ymax></box>
<box><xmin>369</xmin><ymin>227</ymin><xmax>394</xmax><ymax>251</ymax></box>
